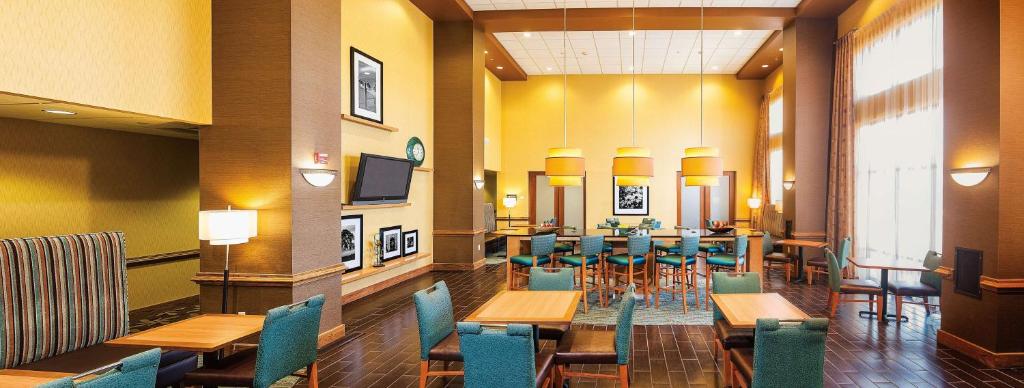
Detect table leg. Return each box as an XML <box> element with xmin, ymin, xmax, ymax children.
<box><xmin>857</xmin><ymin>269</ymin><xmax>908</xmax><ymax>323</ymax></box>
<box><xmin>791</xmin><ymin>247</ymin><xmax>806</xmax><ymax>283</ymax></box>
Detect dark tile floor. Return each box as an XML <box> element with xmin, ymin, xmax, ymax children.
<box><xmin>133</xmin><ymin>265</ymin><xmax>1024</xmax><ymax>388</ymax></box>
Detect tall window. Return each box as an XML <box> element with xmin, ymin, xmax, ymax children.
<box><xmin>768</xmin><ymin>91</ymin><xmax>784</xmax><ymax>209</ymax></box>
<box><xmin>852</xmin><ymin>0</ymin><xmax>943</xmax><ymax>282</ymax></box>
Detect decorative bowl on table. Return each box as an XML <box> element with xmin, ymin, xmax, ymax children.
<box><xmin>707</xmin><ymin>227</ymin><xmax>735</xmax><ymax>234</ymax></box>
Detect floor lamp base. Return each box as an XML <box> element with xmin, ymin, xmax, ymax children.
<box><xmin>221</xmin><ymin>269</ymin><xmax>229</xmax><ymax>314</ymax></box>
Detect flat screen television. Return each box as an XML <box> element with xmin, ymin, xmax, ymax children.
<box><xmin>351</xmin><ymin>153</ymin><xmax>414</xmax><ymax>205</ymax></box>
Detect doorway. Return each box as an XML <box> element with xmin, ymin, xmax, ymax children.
<box><xmin>528</xmin><ymin>171</ymin><xmax>587</xmax><ymax>229</ymax></box>
<box><xmin>676</xmin><ymin>171</ymin><xmax>736</xmax><ymax>228</ymax></box>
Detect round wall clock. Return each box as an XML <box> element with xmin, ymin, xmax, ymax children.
<box><xmin>406</xmin><ymin>137</ymin><xmax>425</xmax><ymax>167</ymax></box>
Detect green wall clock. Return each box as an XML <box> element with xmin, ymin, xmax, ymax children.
<box><xmin>406</xmin><ymin>136</ymin><xmax>425</xmax><ymax>167</ymax></box>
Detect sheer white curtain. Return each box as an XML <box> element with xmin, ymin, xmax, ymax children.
<box><xmin>852</xmin><ymin>0</ymin><xmax>943</xmax><ymax>282</ymax></box>
<box><xmin>768</xmin><ymin>91</ymin><xmax>784</xmax><ymax>209</ymax></box>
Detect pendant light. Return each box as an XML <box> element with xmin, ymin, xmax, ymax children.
<box><xmin>545</xmin><ymin>2</ymin><xmax>585</xmax><ymax>187</ymax></box>
<box><xmin>680</xmin><ymin>0</ymin><xmax>723</xmax><ymax>187</ymax></box>
<box><xmin>613</xmin><ymin>4</ymin><xmax>653</xmax><ymax>187</ymax></box>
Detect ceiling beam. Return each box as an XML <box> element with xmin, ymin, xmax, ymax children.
<box><xmin>408</xmin><ymin>0</ymin><xmax>473</xmax><ymax>22</ymax></box>
<box><xmin>475</xmin><ymin>7</ymin><xmax>794</xmax><ymax>33</ymax></box>
<box><xmin>737</xmin><ymin>30</ymin><xmax>782</xmax><ymax>80</ymax></box>
<box><xmin>484</xmin><ymin>33</ymin><xmax>528</xmax><ymax>81</ymax></box>
<box><xmin>795</xmin><ymin>0</ymin><xmax>858</xmax><ymax>18</ymax></box>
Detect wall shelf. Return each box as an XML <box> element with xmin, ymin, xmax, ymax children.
<box><xmin>341</xmin><ymin>202</ymin><xmax>412</xmax><ymax>211</ymax></box>
<box><xmin>413</xmin><ymin>166</ymin><xmax>432</xmax><ymax>172</ymax></box>
<box><xmin>341</xmin><ymin>114</ymin><xmax>399</xmax><ymax>132</ymax></box>
<box><xmin>342</xmin><ymin>252</ymin><xmax>432</xmax><ymax>284</ymax></box>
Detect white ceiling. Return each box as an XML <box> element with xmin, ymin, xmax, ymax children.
<box><xmin>467</xmin><ymin>0</ymin><xmax>802</xmax><ymax>11</ymax></box>
<box><xmin>494</xmin><ymin>30</ymin><xmax>772</xmax><ymax>75</ymax></box>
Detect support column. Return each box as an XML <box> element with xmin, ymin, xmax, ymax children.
<box><xmin>197</xmin><ymin>0</ymin><xmax>344</xmax><ymax>343</ymax></box>
<box><xmin>432</xmin><ymin>21</ymin><xmax>486</xmax><ymax>270</ymax></box>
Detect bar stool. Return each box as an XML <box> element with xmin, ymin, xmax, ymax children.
<box><xmin>558</xmin><ymin>235</ymin><xmax>606</xmax><ymax>313</ymax></box>
<box><xmin>605</xmin><ymin>234</ymin><xmax>652</xmax><ymax>307</ymax></box>
<box><xmin>655</xmin><ymin>234</ymin><xmax>700</xmax><ymax>312</ymax></box>
<box><xmin>507</xmin><ymin>234</ymin><xmax>556</xmax><ymax>290</ymax></box>
<box><xmin>704</xmin><ymin>235</ymin><xmax>748</xmax><ymax>309</ymax></box>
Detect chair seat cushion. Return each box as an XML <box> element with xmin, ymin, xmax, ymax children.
<box><xmin>655</xmin><ymin>243</ymin><xmax>681</xmax><ymax>254</ymax></box>
<box><xmin>427</xmin><ymin>332</ymin><xmax>463</xmax><ymax>362</ymax></box>
<box><xmin>806</xmin><ymin>257</ymin><xmax>828</xmax><ymax>268</ymax></box>
<box><xmin>655</xmin><ymin>255</ymin><xmax>696</xmax><ymax>267</ymax></box>
<box><xmin>713</xmin><ymin>320</ymin><xmax>753</xmax><ymax>350</ymax></box>
<box><xmin>554</xmin><ymin>243</ymin><xmax>575</xmax><ymax>253</ymax></box>
<box><xmin>706</xmin><ymin>255</ymin><xmax>739</xmax><ymax>267</ymax></box>
<box><xmin>730</xmin><ymin>347</ymin><xmax>755</xmax><ymax>383</ymax></box>
<box><xmin>535</xmin><ymin>350</ymin><xmax>556</xmax><ymax>388</ymax></box>
<box><xmin>554</xmin><ymin>330</ymin><xmax>618</xmax><ymax>365</ymax></box>
<box><xmin>764</xmin><ymin>252</ymin><xmax>792</xmax><ymax>262</ymax></box>
<box><xmin>840</xmin><ymin>279</ymin><xmax>883</xmax><ymax>295</ymax></box>
<box><xmin>699</xmin><ymin>243</ymin><xmax>724</xmax><ymax>253</ymax></box>
<box><xmin>510</xmin><ymin>255</ymin><xmax>552</xmax><ymax>266</ymax></box>
<box><xmin>184</xmin><ymin>347</ymin><xmax>258</xmax><ymax>387</ymax></box>
<box><xmin>559</xmin><ymin>255</ymin><xmax>599</xmax><ymax>267</ymax></box>
<box><xmin>889</xmin><ymin>280</ymin><xmax>940</xmax><ymax>297</ymax></box>
<box><xmin>538</xmin><ymin>324</ymin><xmax>571</xmax><ymax>342</ymax></box>
<box><xmin>606</xmin><ymin>255</ymin><xmax>646</xmax><ymax>266</ymax></box>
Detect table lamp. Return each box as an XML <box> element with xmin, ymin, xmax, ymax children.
<box><xmin>503</xmin><ymin>194</ymin><xmax>518</xmax><ymax>227</ymax></box>
<box><xmin>199</xmin><ymin>207</ymin><xmax>257</xmax><ymax>313</ymax></box>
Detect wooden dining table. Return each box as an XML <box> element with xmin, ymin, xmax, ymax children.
<box><xmin>465</xmin><ymin>290</ymin><xmax>582</xmax><ymax>350</ymax></box>
<box><xmin>710</xmin><ymin>293</ymin><xmax>810</xmax><ymax>329</ymax></box>
<box><xmin>774</xmin><ymin>239</ymin><xmax>829</xmax><ymax>283</ymax></box>
<box><xmin>846</xmin><ymin>256</ymin><xmax>931</xmax><ymax>323</ymax></box>
<box><xmin>0</xmin><ymin>369</ymin><xmax>76</xmax><ymax>387</ymax></box>
<box><xmin>106</xmin><ymin>313</ymin><xmax>265</xmax><ymax>363</ymax></box>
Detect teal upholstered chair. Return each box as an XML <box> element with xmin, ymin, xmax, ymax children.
<box><xmin>184</xmin><ymin>295</ymin><xmax>325</xmax><ymax>388</ymax></box>
<box><xmin>410</xmin><ymin>281</ymin><xmax>462</xmax><ymax>387</ymax></box>
<box><xmin>761</xmin><ymin>232</ymin><xmax>795</xmax><ymax>282</ymax></box>
<box><xmin>40</xmin><ymin>348</ymin><xmax>161</xmax><ymax>388</ymax></box>
<box><xmin>457</xmin><ymin>322</ymin><xmax>555</xmax><ymax>388</ymax></box>
<box><xmin>654</xmin><ymin>235</ymin><xmax>700</xmax><ymax>312</ymax></box>
<box><xmin>508</xmin><ymin>233</ymin><xmax>557</xmax><ymax>290</ymax></box>
<box><xmin>555</xmin><ymin>284</ymin><xmax>637</xmax><ymax>387</ymax></box>
<box><xmin>558</xmin><ymin>234</ymin><xmax>606</xmax><ymax>312</ymax></box>
<box><xmin>700</xmin><ymin>220</ymin><xmax>726</xmax><ymax>255</ymax></box>
<box><xmin>605</xmin><ymin>234</ymin><xmax>652</xmax><ymax>307</ymax></box>
<box><xmin>528</xmin><ymin>267</ymin><xmax>576</xmax><ymax>342</ymax></box>
<box><xmin>710</xmin><ymin>272</ymin><xmax>761</xmax><ymax>386</ymax></box>
<box><xmin>654</xmin><ymin>240</ymin><xmax>682</xmax><ymax>255</ymax></box>
<box><xmin>729</xmin><ymin>318</ymin><xmax>830</xmax><ymax>388</ymax></box>
<box><xmin>826</xmin><ymin>248</ymin><xmax>882</xmax><ymax>322</ymax></box>
<box><xmin>890</xmin><ymin>251</ymin><xmax>943</xmax><ymax>320</ymax></box>
<box><xmin>704</xmin><ymin>235</ymin><xmax>748</xmax><ymax>308</ymax></box>
<box><xmin>808</xmin><ymin>236</ymin><xmax>851</xmax><ymax>285</ymax></box>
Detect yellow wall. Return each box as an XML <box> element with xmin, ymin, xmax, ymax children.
<box><xmin>498</xmin><ymin>74</ymin><xmax>762</xmax><ymax>226</ymax></box>
<box><xmin>340</xmin><ymin>0</ymin><xmax>434</xmax><ymax>294</ymax></box>
<box><xmin>764</xmin><ymin>67</ymin><xmax>783</xmax><ymax>96</ymax></box>
<box><xmin>0</xmin><ymin>0</ymin><xmax>211</xmax><ymax>123</ymax></box>
<box><xmin>0</xmin><ymin>118</ymin><xmax>199</xmax><ymax>309</ymax></box>
<box><xmin>838</xmin><ymin>0</ymin><xmax>900</xmax><ymax>37</ymax></box>
<box><xmin>485</xmin><ymin>69</ymin><xmax>503</xmax><ymax>171</ymax></box>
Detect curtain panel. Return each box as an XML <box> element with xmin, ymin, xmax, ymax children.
<box><xmin>827</xmin><ymin>33</ymin><xmax>855</xmax><ymax>262</ymax></box>
<box><xmin>751</xmin><ymin>95</ymin><xmax>770</xmax><ymax>231</ymax></box>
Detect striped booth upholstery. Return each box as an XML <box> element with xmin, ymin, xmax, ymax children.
<box><xmin>0</xmin><ymin>232</ymin><xmax>129</xmax><ymax>369</ymax></box>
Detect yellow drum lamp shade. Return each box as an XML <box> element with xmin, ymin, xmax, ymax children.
<box><xmin>545</xmin><ymin>147</ymin><xmax>585</xmax><ymax>186</ymax></box>
<box><xmin>681</xmin><ymin>146</ymin><xmax>723</xmax><ymax>186</ymax></box>
<box><xmin>613</xmin><ymin>147</ymin><xmax>654</xmax><ymax>186</ymax></box>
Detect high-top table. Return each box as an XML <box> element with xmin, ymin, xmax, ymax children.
<box><xmin>774</xmin><ymin>239</ymin><xmax>829</xmax><ymax>283</ymax></box>
<box><xmin>846</xmin><ymin>257</ymin><xmax>930</xmax><ymax>323</ymax></box>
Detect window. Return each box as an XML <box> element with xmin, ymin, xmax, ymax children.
<box><xmin>768</xmin><ymin>91</ymin><xmax>783</xmax><ymax>208</ymax></box>
<box><xmin>852</xmin><ymin>0</ymin><xmax>943</xmax><ymax>282</ymax></box>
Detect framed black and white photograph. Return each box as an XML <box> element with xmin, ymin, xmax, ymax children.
<box><xmin>402</xmin><ymin>230</ymin><xmax>418</xmax><ymax>256</ymax></box>
<box><xmin>350</xmin><ymin>47</ymin><xmax>383</xmax><ymax>123</ymax></box>
<box><xmin>380</xmin><ymin>225</ymin><xmax>402</xmax><ymax>261</ymax></box>
<box><xmin>613</xmin><ymin>177</ymin><xmax>649</xmax><ymax>216</ymax></box>
<box><xmin>341</xmin><ymin>215</ymin><xmax>363</xmax><ymax>273</ymax></box>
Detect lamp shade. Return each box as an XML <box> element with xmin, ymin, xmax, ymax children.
<box><xmin>503</xmin><ymin>194</ymin><xmax>519</xmax><ymax>209</ymax></box>
<box><xmin>199</xmin><ymin>209</ymin><xmax>257</xmax><ymax>245</ymax></box>
<box><xmin>783</xmin><ymin>180</ymin><xmax>795</xmax><ymax>190</ymax></box>
<box><xmin>681</xmin><ymin>146</ymin><xmax>723</xmax><ymax>187</ymax></box>
<box><xmin>950</xmin><ymin>167</ymin><xmax>991</xmax><ymax>187</ymax></box>
<box><xmin>613</xmin><ymin>147</ymin><xmax>653</xmax><ymax>186</ymax></box>
<box><xmin>300</xmin><ymin>168</ymin><xmax>337</xmax><ymax>187</ymax></box>
<box><xmin>545</xmin><ymin>147</ymin><xmax>585</xmax><ymax>187</ymax></box>
<box><xmin>747</xmin><ymin>197</ymin><xmax>762</xmax><ymax>209</ymax></box>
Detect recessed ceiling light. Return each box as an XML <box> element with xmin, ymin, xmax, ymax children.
<box><xmin>546</xmin><ymin>67</ymin><xmax>553</xmax><ymax>71</ymax></box>
<box><xmin>42</xmin><ymin>109</ymin><xmax>76</xmax><ymax>115</ymax></box>
<box><xmin>628</xmin><ymin>30</ymin><xmax>636</xmax><ymax>36</ymax></box>
<box><xmin>484</xmin><ymin>50</ymin><xmax>489</xmax><ymax>54</ymax></box>
<box><xmin>733</xmin><ymin>30</ymin><xmax>744</xmax><ymax>36</ymax></box>
<box><xmin>496</xmin><ymin>66</ymin><xmax>504</xmax><ymax>70</ymax></box>
<box><xmin>522</xmin><ymin>32</ymin><xmax>532</xmax><ymax>38</ymax></box>
<box><xmin>761</xmin><ymin>64</ymin><xmax>769</xmax><ymax>68</ymax></box>
<box><xmin>711</xmin><ymin>65</ymin><xmax>720</xmax><ymax>71</ymax></box>
<box><xmin>779</xmin><ymin>48</ymin><xmax>784</xmax><ymax>51</ymax></box>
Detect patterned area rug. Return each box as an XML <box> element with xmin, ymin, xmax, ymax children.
<box><xmin>572</xmin><ymin>281</ymin><xmax>713</xmax><ymax>326</ymax></box>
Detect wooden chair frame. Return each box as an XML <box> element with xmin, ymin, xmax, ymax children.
<box><xmin>655</xmin><ymin>261</ymin><xmax>698</xmax><ymax>312</ymax></box>
<box><xmin>557</xmin><ymin>364</ymin><xmax>630</xmax><ymax>388</ymax></box>
<box><xmin>418</xmin><ymin>360</ymin><xmax>464</xmax><ymax>388</ymax></box>
<box><xmin>572</xmin><ymin>255</ymin><xmax>606</xmax><ymax>313</ymax></box>
<box><xmin>828</xmin><ymin>291</ymin><xmax>882</xmax><ymax>322</ymax></box>
<box><xmin>894</xmin><ymin>295</ymin><xmax>940</xmax><ymax>321</ymax></box>
<box><xmin>507</xmin><ymin>255</ymin><xmax>556</xmax><ymax>290</ymax></box>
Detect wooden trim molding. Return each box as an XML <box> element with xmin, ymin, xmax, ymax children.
<box><xmin>792</xmin><ymin>231</ymin><xmax>826</xmax><ymax>240</ymax></box>
<box><xmin>979</xmin><ymin>276</ymin><xmax>1024</xmax><ymax>293</ymax></box>
<box><xmin>317</xmin><ymin>323</ymin><xmax>346</xmax><ymax>349</ymax></box>
<box><xmin>342</xmin><ymin>252</ymin><xmax>432</xmax><ymax>284</ymax></box>
<box><xmin>127</xmin><ymin>250</ymin><xmax>199</xmax><ymax>267</ymax></box>
<box><xmin>935</xmin><ymin>266</ymin><xmax>954</xmax><ymax>279</ymax></box>
<box><xmin>341</xmin><ymin>202</ymin><xmax>412</xmax><ymax>211</ymax></box>
<box><xmin>433</xmin><ymin>228</ymin><xmax>486</xmax><ymax>236</ymax></box>
<box><xmin>937</xmin><ymin>330</ymin><xmax>1024</xmax><ymax>368</ymax></box>
<box><xmin>341</xmin><ymin>114</ymin><xmax>399</xmax><ymax>132</ymax></box>
<box><xmin>342</xmin><ymin>264</ymin><xmax>434</xmax><ymax>305</ymax></box>
<box><xmin>432</xmin><ymin>259</ymin><xmax>485</xmax><ymax>271</ymax></box>
<box><xmin>192</xmin><ymin>264</ymin><xmax>346</xmax><ymax>287</ymax></box>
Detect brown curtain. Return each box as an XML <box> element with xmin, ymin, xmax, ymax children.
<box><xmin>826</xmin><ymin>33</ymin><xmax>855</xmax><ymax>253</ymax></box>
<box><xmin>750</xmin><ymin>95</ymin><xmax>770</xmax><ymax>231</ymax></box>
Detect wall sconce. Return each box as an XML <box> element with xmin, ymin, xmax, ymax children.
<box><xmin>474</xmin><ymin>179</ymin><xmax>485</xmax><ymax>189</ymax></box>
<box><xmin>747</xmin><ymin>197</ymin><xmax>762</xmax><ymax>209</ymax></box>
<box><xmin>950</xmin><ymin>167</ymin><xmax>991</xmax><ymax>187</ymax></box>
<box><xmin>783</xmin><ymin>180</ymin><xmax>795</xmax><ymax>190</ymax></box>
<box><xmin>300</xmin><ymin>169</ymin><xmax>337</xmax><ymax>187</ymax></box>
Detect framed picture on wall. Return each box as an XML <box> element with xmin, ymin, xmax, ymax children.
<box><xmin>350</xmin><ymin>47</ymin><xmax>383</xmax><ymax>123</ymax></box>
<box><xmin>341</xmin><ymin>215</ymin><xmax>364</xmax><ymax>273</ymax></box>
<box><xmin>380</xmin><ymin>225</ymin><xmax>403</xmax><ymax>261</ymax></box>
<box><xmin>613</xmin><ymin>177</ymin><xmax>649</xmax><ymax>216</ymax></box>
<box><xmin>403</xmin><ymin>230</ymin><xmax>419</xmax><ymax>256</ymax></box>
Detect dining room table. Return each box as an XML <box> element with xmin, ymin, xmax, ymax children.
<box><xmin>106</xmin><ymin>313</ymin><xmax>265</xmax><ymax>364</ymax></box>
<box><xmin>0</xmin><ymin>369</ymin><xmax>77</xmax><ymax>387</ymax></box>
<box><xmin>846</xmin><ymin>256</ymin><xmax>931</xmax><ymax>323</ymax></box>
<box><xmin>464</xmin><ymin>290</ymin><xmax>582</xmax><ymax>350</ymax></box>
<box><xmin>710</xmin><ymin>292</ymin><xmax>811</xmax><ymax>329</ymax></box>
<box><xmin>773</xmin><ymin>239</ymin><xmax>829</xmax><ymax>283</ymax></box>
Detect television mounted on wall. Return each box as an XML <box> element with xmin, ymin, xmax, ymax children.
<box><xmin>350</xmin><ymin>153</ymin><xmax>414</xmax><ymax>205</ymax></box>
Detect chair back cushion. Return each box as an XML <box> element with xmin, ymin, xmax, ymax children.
<box><xmin>711</xmin><ymin>272</ymin><xmax>762</xmax><ymax>321</ymax></box>
<box><xmin>826</xmin><ymin>249</ymin><xmax>842</xmax><ymax>292</ymax></box>
<box><xmin>838</xmin><ymin>237</ymin><xmax>851</xmax><ymax>268</ymax></box>
<box><xmin>458</xmin><ymin>322</ymin><xmax>536</xmax><ymax>388</ymax></box>
<box><xmin>528</xmin><ymin>267</ymin><xmax>574</xmax><ymax>291</ymax></box>
<box><xmin>751</xmin><ymin>318</ymin><xmax>829</xmax><ymax>388</ymax></box>
<box><xmin>615</xmin><ymin>285</ymin><xmax>638</xmax><ymax>364</ymax></box>
<box><xmin>530</xmin><ymin>234</ymin><xmax>556</xmax><ymax>256</ymax></box>
<box><xmin>733</xmin><ymin>235</ymin><xmax>749</xmax><ymax>259</ymax></box>
<box><xmin>413</xmin><ymin>281</ymin><xmax>455</xmax><ymax>360</ymax></box>
<box><xmin>579</xmin><ymin>235</ymin><xmax>605</xmax><ymax>257</ymax></box>
<box><xmin>920</xmin><ymin>251</ymin><xmax>943</xmax><ymax>291</ymax></box>
<box><xmin>626</xmin><ymin>234</ymin><xmax>651</xmax><ymax>256</ymax></box>
<box><xmin>80</xmin><ymin>348</ymin><xmax>161</xmax><ymax>388</ymax></box>
<box><xmin>0</xmin><ymin>232</ymin><xmax>129</xmax><ymax>368</ymax></box>
<box><xmin>680</xmin><ymin>235</ymin><xmax>700</xmax><ymax>257</ymax></box>
<box><xmin>761</xmin><ymin>232</ymin><xmax>774</xmax><ymax>255</ymax></box>
<box><xmin>254</xmin><ymin>295</ymin><xmax>324</xmax><ymax>388</ymax></box>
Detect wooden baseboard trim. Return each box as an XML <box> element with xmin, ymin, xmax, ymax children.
<box><xmin>791</xmin><ymin>231</ymin><xmax>826</xmax><ymax>240</ymax></box>
<box><xmin>433</xmin><ymin>228</ymin><xmax>486</xmax><ymax>236</ymax></box>
<box><xmin>432</xmin><ymin>259</ymin><xmax>484</xmax><ymax>271</ymax></box>
<box><xmin>192</xmin><ymin>264</ymin><xmax>346</xmax><ymax>287</ymax></box>
<box><xmin>937</xmin><ymin>329</ymin><xmax>1024</xmax><ymax>368</ymax></box>
<box><xmin>127</xmin><ymin>250</ymin><xmax>199</xmax><ymax>267</ymax></box>
<box><xmin>318</xmin><ymin>323</ymin><xmax>346</xmax><ymax>349</ymax></box>
<box><xmin>979</xmin><ymin>276</ymin><xmax>1024</xmax><ymax>293</ymax></box>
<box><xmin>342</xmin><ymin>264</ymin><xmax>433</xmax><ymax>305</ymax></box>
